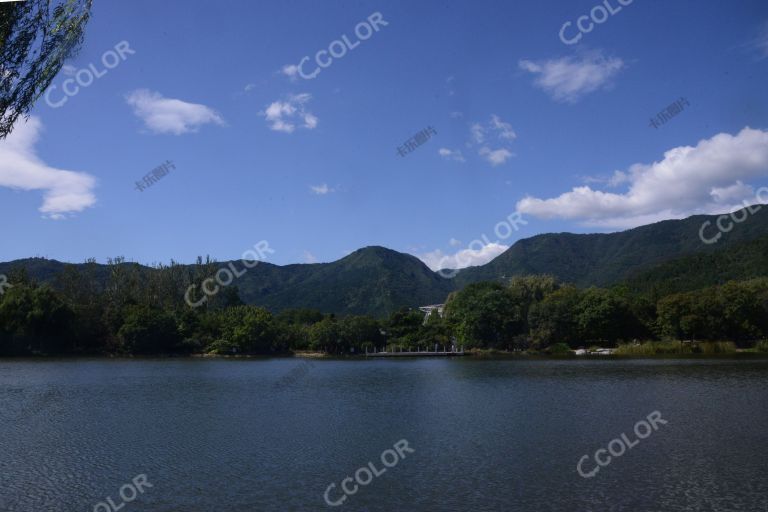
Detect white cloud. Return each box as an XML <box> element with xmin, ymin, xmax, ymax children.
<box><xmin>749</xmin><ymin>21</ymin><xmax>768</xmax><ymax>59</ymax></box>
<box><xmin>438</xmin><ymin>147</ymin><xmax>465</xmax><ymax>162</ymax></box>
<box><xmin>518</xmin><ymin>51</ymin><xmax>624</xmax><ymax>103</ymax></box>
<box><xmin>126</xmin><ymin>89</ymin><xmax>225</xmax><ymax>135</ymax></box>
<box><xmin>418</xmin><ymin>242</ymin><xmax>509</xmax><ymax>271</ymax></box>
<box><xmin>263</xmin><ymin>93</ymin><xmax>318</xmax><ymax>133</ymax></box>
<box><xmin>470</xmin><ymin>123</ymin><xmax>485</xmax><ymax>144</ymax></box>
<box><xmin>467</xmin><ymin>115</ymin><xmax>517</xmax><ymax>166</ymax></box>
<box><xmin>516</xmin><ymin>127</ymin><xmax>768</xmax><ymax>228</ymax></box>
<box><xmin>0</xmin><ymin>117</ymin><xmax>96</xmax><ymax>218</ymax></box>
<box><xmin>303</xmin><ymin>250</ymin><xmax>318</xmax><ymax>264</ymax></box>
<box><xmin>710</xmin><ymin>181</ymin><xmax>754</xmax><ymax>203</ymax></box>
<box><xmin>310</xmin><ymin>183</ymin><xmax>333</xmax><ymax>195</ymax></box>
<box><xmin>446</xmin><ymin>75</ymin><xmax>456</xmax><ymax>96</ymax></box>
<box><xmin>607</xmin><ymin>170</ymin><xmax>630</xmax><ymax>187</ymax></box>
<box><xmin>304</xmin><ymin>113</ymin><xmax>318</xmax><ymax>129</ymax></box>
<box><xmin>61</xmin><ymin>64</ymin><xmax>77</xmax><ymax>76</ymax></box>
<box><xmin>244</xmin><ymin>83</ymin><xmax>256</xmax><ymax>92</ymax></box>
<box><xmin>450</xmin><ymin>111</ymin><xmax>464</xmax><ymax>119</ymax></box>
<box><xmin>490</xmin><ymin>115</ymin><xmax>516</xmax><ymax>140</ymax></box>
<box><xmin>449</xmin><ymin>238</ymin><xmax>462</xmax><ymax>247</ymax></box>
<box><xmin>583</xmin><ymin>169</ymin><xmax>631</xmax><ymax>188</ymax></box>
<box><xmin>281</xmin><ymin>64</ymin><xmax>300</xmax><ymax>81</ymax></box>
<box><xmin>479</xmin><ymin>147</ymin><xmax>513</xmax><ymax>166</ymax></box>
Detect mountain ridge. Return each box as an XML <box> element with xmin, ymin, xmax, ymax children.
<box><xmin>2</xmin><ymin>207</ymin><xmax>768</xmax><ymax>316</ymax></box>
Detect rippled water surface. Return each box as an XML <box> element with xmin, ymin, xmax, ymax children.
<box><xmin>1</xmin><ymin>357</ymin><xmax>767</xmax><ymax>511</ymax></box>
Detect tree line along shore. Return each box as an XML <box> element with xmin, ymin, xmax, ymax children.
<box><xmin>0</xmin><ymin>264</ymin><xmax>767</xmax><ymax>357</ymax></box>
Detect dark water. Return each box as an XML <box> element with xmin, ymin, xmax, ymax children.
<box><xmin>1</xmin><ymin>357</ymin><xmax>767</xmax><ymax>512</ymax></box>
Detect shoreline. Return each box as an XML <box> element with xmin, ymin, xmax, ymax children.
<box><xmin>2</xmin><ymin>350</ymin><xmax>768</xmax><ymax>361</ymax></box>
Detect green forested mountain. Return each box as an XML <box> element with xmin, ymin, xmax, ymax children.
<box><xmin>621</xmin><ymin>234</ymin><xmax>768</xmax><ymax>298</ymax></box>
<box><xmin>0</xmin><ymin>247</ymin><xmax>454</xmax><ymax>317</ymax></box>
<box><xmin>2</xmin><ymin>207</ymin><xmax>767</xmax><ymax>317</ymax></box>
<box><xmin>454</xmin><ymin>206</ymin><xmax>768</xmax><ymax>287</ymax></box>
<box><xmin>234</xmin><ymin>246</ymin><xmax>455</xmax><ymax>317</ymax></box>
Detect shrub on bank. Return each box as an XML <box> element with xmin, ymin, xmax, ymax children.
<box><xmin>614</xmin><ymin>340</ymin><xmax>738</xmax><ymax>355</ymax></box>
<box><xmin>206</xmin><ymin>338</ymin><xmax>240</xmax><ymax>355</ymax></box>
<box><xmin>614</xmin><ymin>341</ymin><xmax>692</xmax><ymax>356</ymax></box>
<box><xmin>546</xmin><ymin>342</ymin><xmax>572</xmax><ymax>355</ymax></box>
<box><xmin>696</xmin><ymin>341</ymin><xmax>737</xmax><ymax>354</ymax></box>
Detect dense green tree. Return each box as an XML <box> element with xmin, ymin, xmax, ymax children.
<box><xmin>657</xmin><ymin>292</ymin><xmax>703</xmax><ymax>341</ymax></box>
<box><xmin>417</xmin><ymin>310</ymin><xmax>452</xmax><ymax>350</ymax></box>
<box><xmin>507</xmin><ymin>275</ymin><xmax>559</xmax><ymax>331</ymax></box>
<box><xmin>54</xmin><ymin>260</ymin><xmax>108</xmax><ymax>351</ymax></box>
<box><xmin>445</xmin><ymin>282</ymin><xmax>519</xmax><ymax>349</ymax></box>
<box><xmin>656</xmin><ymin>281</ymin><xmax>766</xmax><ymax>344</ymax></box>
<box><xmin>384</xmin><ymin>308</ymin><xmax>423</xmax><ymax>347</ymax></box>
<box><xmin>117</xmin><ymin>305</ymin><xmax>180</xmax><ymax>354</ymax></box>
<box><xmin>0</xmin><ymin>284</ymin><xmax>74</xmax><ymax>354</ymax></box>
<box><xmin>308</xmin><ymin>317</ymin><xmax>341</xmax><ymax>353</ymax></box>
<box><xmin>529</xmin><ymin>286</ymin><xmax>581</xmax><ymax>348</ymax></box>
<box><xmin>339</xmin><ymin>316</ymin><xmax>383</xmax><ymax>353</ymax></box>
<box><xmin>215</xmin><ymin>306</ymin><xmax>276</xmax><ymax>354</ymax></box>
<box><xmin>718</xmin><ymin>281</ymin><xmax>763</xmax><ymax>342</ymax></box>
<box><xmin>575</xmin><ymin>288</ymin><xmax>633</xmax><ymax>345</ymax></box>
<box><xmin>276</xmin><ymin>323</ymin><xmax>310</xmax><ymax>351</ymax></box>
<box><xmin>277</xmin><ymin>309</ymin><xmax>324</xmax><ymax>327</ymax></box>
<box><xmin>273</xmin><ymin>309</ymin><xmax>322</xmax><ymax>351</ymax></box>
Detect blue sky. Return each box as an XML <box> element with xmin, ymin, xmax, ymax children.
<box><xmin>2</xmin><ymin>0</ymin><xmax>768</xmax><ymax>269</ymax></box>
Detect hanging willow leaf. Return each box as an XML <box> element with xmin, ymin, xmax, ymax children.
<box><xmin>0</xmin><ymin>0</ymin><xmax>93</xmax><ymax>139</ymax></box>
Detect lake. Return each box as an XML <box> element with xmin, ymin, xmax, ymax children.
<box><xmin>1</xmin><ymin>357</ymin><xmax>767</xmax><ymax>511</ymax></box>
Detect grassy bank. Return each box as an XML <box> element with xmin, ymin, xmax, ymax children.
<box><xmin>613</xmin><ymin>341</ymin><xmax>738</xmax><ymax>356</ymax></box>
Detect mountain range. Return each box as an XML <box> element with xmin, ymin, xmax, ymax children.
<box><xmin>2</xmin><ymin>206</ymin><xmax>768</xmax><ymax>316</ymax></box>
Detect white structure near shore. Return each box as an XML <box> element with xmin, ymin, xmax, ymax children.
<box><xmin>572</xmin><ymin>348</ymin><xmax>616</xmax><ymax>356</ymax></box>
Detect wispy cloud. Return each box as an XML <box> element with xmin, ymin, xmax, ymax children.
<box><xmin>479</xmin><ymin>147</ymin><xmax>513</xmax><ymax>167</ymax></box>
<box><xmin>446</xmin><ymin>75</ymin><xmax>456</xmax><ymax>96</ymax></box>
<box><xmin>518</xmin><ymin>50</ymin><xmax>624</xmax><ymax>103</ymax></box>
<box><xmin>470</xmin><ymin>123</ymin><xmax>485</xmax><ymax>144</ymax></box>
<box><xmin>438</xmin><ymin>148</ymin><xmax>465</xmax><ymax>162</ymax></box>
<box><xmin>750</xmin><ymin>21</ymin><xmax>768</xmax><ymax>59</ymax></box>
<box><xmin>489</xmin><ymin>115</ymin><xmax>517</xmax><ymax>140</ymax></box>
<box><xmin>310</xmin><ymin>183</ymin><xmax>334</xmax><ymax>195</ymax></box>
<box><xmin>303</xmin><ymin>250</ymin><xmax>318</xmax><ymax>263</ymax></box>
<box><xmin>0</xmin><ymin>117</ymin><xmax>96</xmax><ymax>219</ymax></box>
<box><xmin>126</xmin><ymin>89</ymin><xmax>225</xmax><ymax>135</ymax></box>
<box><xmin>582</xmin><ymin>170</ymin><xmax>632</xmax><ymax>188</ymax></box>
<box><xmin>517</xmin><ymin>127</ymin><xmax>768</xmax><ymax>228</ymax></box>
<box><xmin>280</xmin><ymin>64</ymin><xmax>300</xmax><ymax>81</ymax></box>
<box><xmin>263</xmin><ymin>93</ymin><xmax>318</xmax><ymax>133</ymax></box>
<box><xmin>468</xmin><ymin>115</ymin><xmax>517</xmax><ymax>166</ymax></box>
